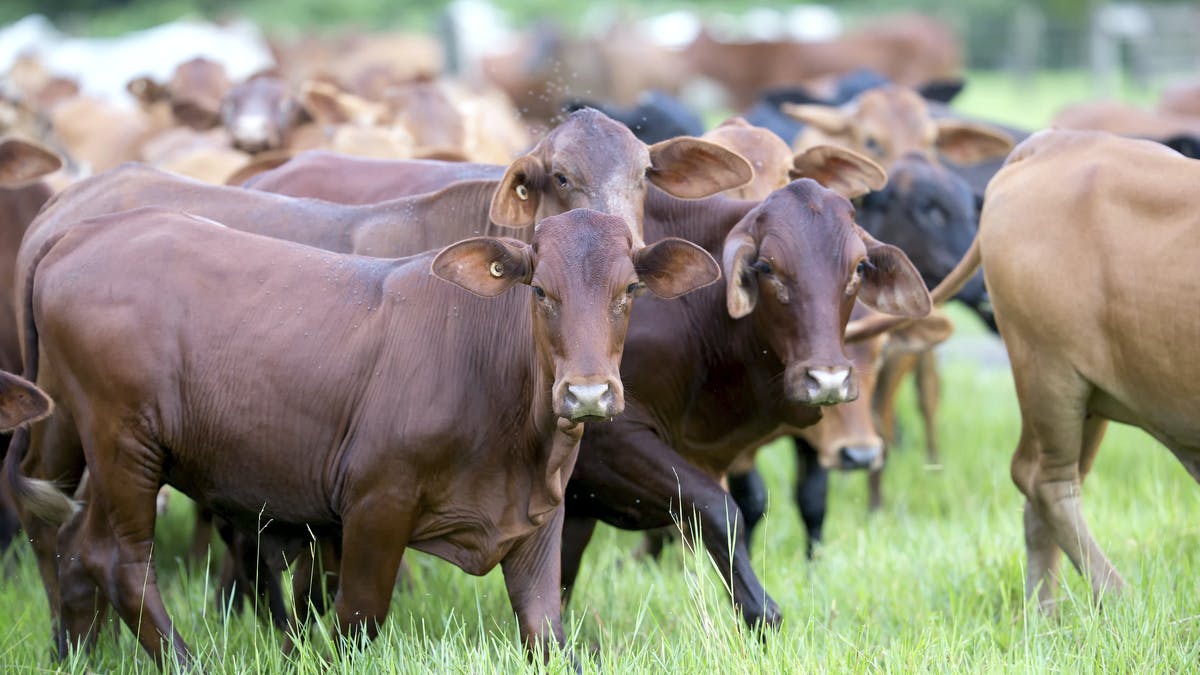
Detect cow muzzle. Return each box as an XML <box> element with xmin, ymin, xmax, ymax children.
<box><xmin>838</xmin><ymin>444</ymin><xmax>884</xmax><ymax>471</ymax></box>
<box><xmin>789</xmin><ymin>365</ymin><xmax>857</xmax><ymax>405</ymax></box>
<box><xmin>556</xmin><ymin>379</ymin><xmax>623</xmax><ymax>421</ymax></box>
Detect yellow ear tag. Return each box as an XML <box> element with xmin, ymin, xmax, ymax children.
<box><xmin>489</xmin><ymin>261</ymin><xmax>504</xmax><ymax>278</ymax></box>
<box><xmin>515</xmin><ymin>184</ymin><xmax>529</xmax><ymax>201</ymax></box>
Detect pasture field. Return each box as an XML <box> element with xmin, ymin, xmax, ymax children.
<box><xmin>1</xmin><ymin>305</ymin><xmax>1198</xmax><ymax>673</ymax></box>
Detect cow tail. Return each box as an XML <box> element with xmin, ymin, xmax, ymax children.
<box><xmin>3</xmin><ymin>231</ymin><xmax>80</xmax><ymax>525</ymax></box>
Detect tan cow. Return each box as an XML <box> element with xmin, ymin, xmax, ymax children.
<box><xmin>925</xmin><ymin>129</ymin><xmax>1200</xmax><ymax>609</ymax></box>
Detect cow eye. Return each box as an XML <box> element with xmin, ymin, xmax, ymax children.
<box><xmin>554</xmin><ymin>173</ymin><xmax>568</xmax><ymax>188</ymax></box>
<box><xmin>532</xmin><ymin>286</ymin><xmax>546</xmax><ymax>299</ymax></box>
<box><xmin>626</xmin><ymin>281</ymin><xmax>645</xmax><ymax>296</ymax></box>
<box><xmin>751</xmin><ymin>259</ymin><xmax>772</xmax><ymax>275</ymax></box>
<box><xmin>864</xmin><ymin>137</ymin><xmax>883</xmax><ymax>156</ymax></box>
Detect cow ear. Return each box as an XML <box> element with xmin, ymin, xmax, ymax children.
<box><xmin>0</xmin><ymin>138</ymin><xmax>62</xmax><ymax>188</ymax></box>
<box><xmin>489</xmin><ymin>154</ymin><xmax>542</xmax><ymax>228</ymax></box>
<box><xmin>634</xmin><ymin>237</ymin><xmax>721</xmax><ymax>299</ymax></box>
<box><xmin>432</xmin><ymin>237</ymin><xmax>533</xmax><ymax>297</ymax></box>
<box><xmin>647</xmin><ymin>137</ymin><xmax>753</xmax><ymax>199</ymax></box>
<box><xmin>781</xmin><ymin>103</ymin><xmax>851</xmax><ymax>135</ymax></box>
<box><xmin>884</xmin><ymin>309</ymin><xmax>954</xmax><ymax>354</ymax></box>
<box><xmin>790</xmin><ymin>145</ymin><xmax>887</xmax><ymax>198</ymax></box>
<box><xmin>722</xmin><ymin>231</ymin><xmax>759</xmax><ymax>319</ymax></box>
<box><xmin>0</xmin><ymin>370</ymin><xmax>52</xmax><ymax>431</ymax></box>
<box><xmin>856</xmin><ymin>229</ymin><xmax>931</xmax><ymax>318</ymax></box>
<box><xmin>127</xmin><ymin>76</ymin><xmax>168</xmax><ymax>105</ymax></box>
<box><xmin>935</xmin><ymin>119</ymin><xmax>1013</xmax><ymax>165</ymax></box>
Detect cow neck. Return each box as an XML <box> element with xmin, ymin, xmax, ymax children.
<box><xmin>348</xmin><ymin>179</ymin><xmax>512</xmax><ymax>257</ymax></box>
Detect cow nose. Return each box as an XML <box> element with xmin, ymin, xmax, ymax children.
<box><xmin>564</xmin><ymin>383</ymin><xmax>615</xmax><ymax>420</ymax></box>
<box><xmin>803</xmin><ymin>366</ymin><xmax>853</xmax><ymax>405</ymax></box>
<box><xmin>839</xmin><ymin>445</ymin><xmax>883</xmax><ymax>470</ymax></box>
<box><xmin>233</xmin><ymin>115</ymin><xmax>274</xmax><ymax>148</ymax></box>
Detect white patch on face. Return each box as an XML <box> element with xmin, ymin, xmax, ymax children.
<box><xmin>233</xmin><ymin>113</ymin><xmax>271</xmax><ymax>142</ymax></box>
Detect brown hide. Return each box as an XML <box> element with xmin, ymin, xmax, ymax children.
<box><xmin>16</xmin><ymin>206</ymin><xmax>715</xmax><ymax>665</ymax></box>
<box><xmin>978</xmin><ymin>129</ymin><xmax>1200</xmax><ymax>610</ymax></box>
<box><xmin>1158</xmin><ymin>80</ymin><xmax>1200</xmax><ymax>118</ymax></box>
<box><xmin>562</xmin><ymin>178</ymin><xmax>931</xmax><ymax>629</ymax></box>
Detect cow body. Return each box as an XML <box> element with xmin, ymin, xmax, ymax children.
<box><xmin>978</xmin><ymin>129</ymin><xmax>1200</xmax><ymax>608</ymax></box>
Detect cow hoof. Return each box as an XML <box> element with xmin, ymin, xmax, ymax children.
<box><xmin>743</xmin><ymin>597</ymin><xmax>783</xmax><ymax>635</ymax></box>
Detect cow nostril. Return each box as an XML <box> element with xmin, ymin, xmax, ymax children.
<box><xmin>804</xmin><ymin>367</ymin><xmax>852</xmax><ymax>403</ymax></box>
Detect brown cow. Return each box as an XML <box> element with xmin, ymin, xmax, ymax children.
<box><xmin>8</xmin><ymin>206</ymin><xmax>718</xmax><ymax>667</ymax></box>
<box><xmin>785</xmin><ymin>85</ymin><xmax>1011</xmax><ymax>464</ymax></box>
<box><xmin>980</xmin><ymin>130</ymin><xmax>1200</xmax><ymax>609</ymax></box>
<box><xmin>683</xmin><ymin>15</ymin><xmax>962</xmax><ymax>109</ymax></box>
<box><xmin>1052</xmin><ymin>99</ymin><xmax>1200</xmax><ymax>139</ymax></box>
<box><xmin>562</xmin><ymin>167</ymin><xmax>932</xmax><ymax>629</ymax></box>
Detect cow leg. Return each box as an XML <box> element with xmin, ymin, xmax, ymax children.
<box><xmin>284</xmin><ymin>537</ymin><xmax>341</xmax><ymax>654</ymax></box>
<box><xmin>1009</xmin><ymin>366</ymin><xmax>1122</xmax><ymax>609</ymax></box>
<box><xmin>332</xmin><ymin>501</ymin><xmax>410</xmax><ymax>649</ymax></box>
<box><xmin>503</xmin><ymin>505</ymin><xmax>569</xmax><ymax>663</ymax></box>
<box><xmin>866</xmin><ymin>467</ymin><xmax>883</xmax><ymax>512</ymax></box>
<box><xmin>560</xmin><ymin>514</ymin><xmax>597</xmax><ymax>606</ymax></box>
<box><xmin>794</xmin><ymin>437</ymin><xmax>828</xmax><ymax>559</ymax></box>
<box><xmin>79</xmin><ymin>434</ymin><xmax>191</xmax><ymax>668</ymax></box>
<box><xmin>188</xmin><ymin>506</ymin><xmax>215</xmax><ymax>563</ymax></box>
<box><xmin>727</xmin><ymin>467</ymin><xmax>768</xmax><ymax>539</ymax></box>
<box><xmin>568</xmin><ymin>425</ymin><xmax>780</xmax><ymax>629</ymax></box>
<box><xmin>56</xmin><ymin>502</ymin><xmax>112</xmax><ymax>656</ymax></box>
<box><xmin>873</xmin><ymin>352</ymin><xmax>915</xmax><ymax>449</ymax></box>
<box><xmin>12</xmin><ymin>412</ymin><xmax>86</xmax><ymax>657</ymax></box>
<box><xmin>214</xmin><ymin>519</ymin><xmax>288</xmax><ymax>631</ymax></box>
<box><xmin>914</xmin><ymin>350</ymin><xmax>941</xmax><ymax>465</ymax></box>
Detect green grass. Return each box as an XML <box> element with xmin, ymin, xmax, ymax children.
<box><xmin>2</xmin><ymin>332</ymin><xmax>1198</xmax><ymax>673</ymax></box>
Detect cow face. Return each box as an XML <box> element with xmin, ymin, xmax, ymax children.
<box><xmin>222</xmin><ymin>74</ymin><xmax>308</xmax><ymax>154</ymax></box>
<box><xmin>703</xmin><ymin>116</ymin><xmax>795</xmax><ymax>201</ymax></box>
<box><xmin>784</xmin><ymin>86</ymin><xmax>1009</xmax><ymax>317</ymax></box>
<box><xmin>490</xmin><ymin>108</ymin><xmax>753</xmax><ymax>246</ymax></box>
<box><xmin>723</xmin><ymin>180</ymin><xmax>929</xmax><ymax>405</ymax></box>
<box><xmin>433</xmin><ymin>209</ymin><xmax>719</xmax><ymax>421</ymax></box>
<box><xmin>856</xmin><ymin>156</ymin><xmax>988</xmax><ymax>309</ymax></box>
<box><xmin>800</xmin><ymin>306</ymin><xmax>953</xmax><ymax>470</ymax></box>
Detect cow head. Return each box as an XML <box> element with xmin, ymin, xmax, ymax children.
<box><xmin>784</xmin><ymin>85</ymin><xmax>1010</xmax><ymax>319</ymax></box>
<box><xmin>222</xmin><ymin>73</ymin><xmax>309</xmax><ymax>154</ymax></box>
<box><xmin>723</xmin><ymin>179</ymin><xmax>929</xmax><ymax>405</ymax></box>
<box><xmin>800</xmin><ymin>306</ymin><xmax>953</xmax><ymax>471</ymax></box>
<box><xmin>433</xmin><ymin>209</ymin><xmax>720</xmax><ymax>421</ymax></box>
<box><xmin>703</xmin><ymin>117</ymin><xmax>888</xmax><ymax>202</ymax></box>
<box><xmin>0</xmin><ymin>137</ymin><xmax>62</xmax><ymax>188</ymax></box>
<box><xmin>129</xmin><ymin>57</ymin><xmax>232</xmax><ymax>130</ymax></box>
<box><xmin>489</xmin><ymin>108</ymin><xmax>753</xmax><ymax>247</ymax></box>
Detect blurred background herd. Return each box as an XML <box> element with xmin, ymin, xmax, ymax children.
<box><xmin>2</xmin><ymin>0</ymin><xmax>1199</xmax><ymax>191</ymax></box>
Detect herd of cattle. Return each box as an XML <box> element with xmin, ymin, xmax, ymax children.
<box><xmin>1</xmin><ymin>13</ymin><xmax>1200</xmax><ymax>670</ymax></box>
